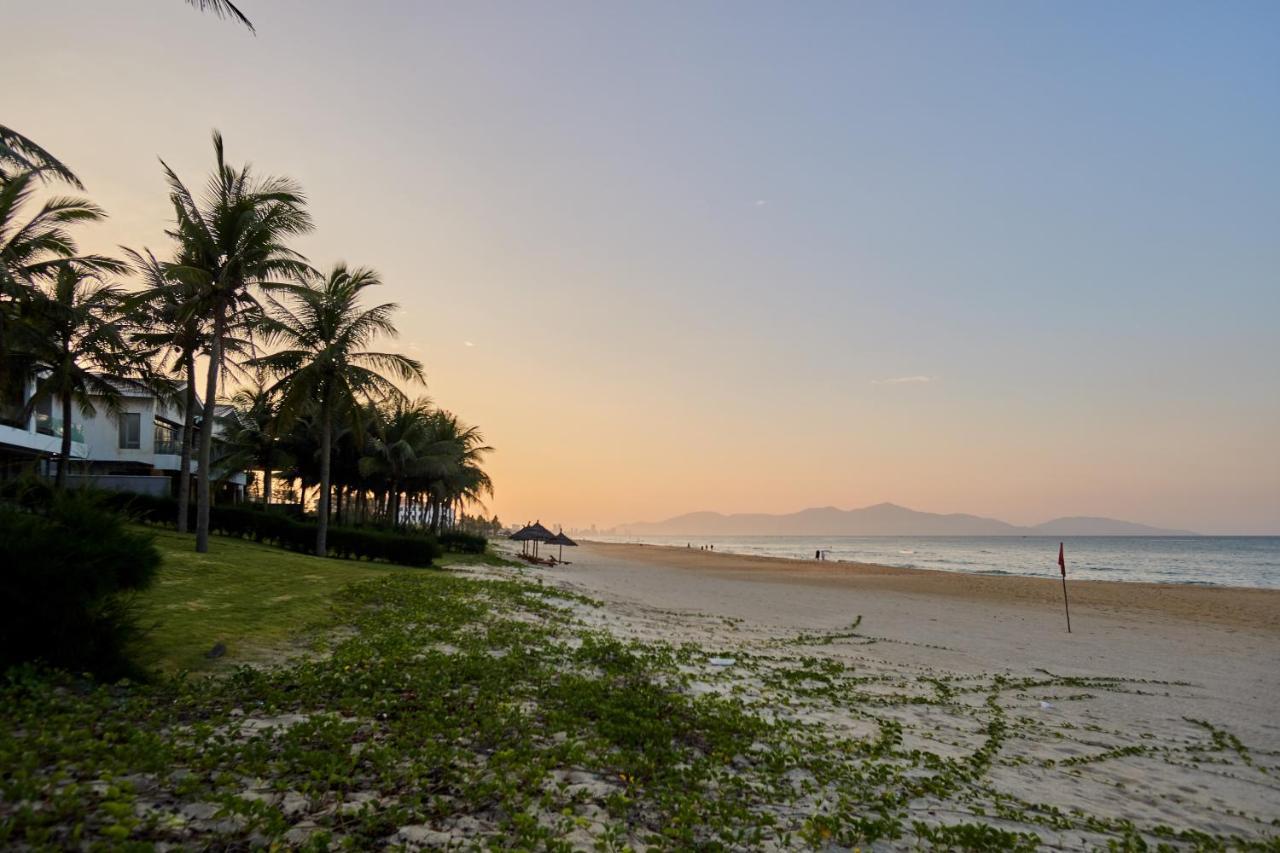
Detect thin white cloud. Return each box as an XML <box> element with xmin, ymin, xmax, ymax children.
<box><xmin>463</xmin><ymin>341</ymin><xmax>475</xmax><ymax>348</ymax></box>
<box><xmin>872</xmin><ymin>375</ymin><xmax>935</xmax><ymax>385</ymax></box>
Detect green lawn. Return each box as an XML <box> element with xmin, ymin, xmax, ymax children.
<box><xmin>135</xmin><ymin>527</ymin><xmax>464</xmax><ymax>673</ymax></box>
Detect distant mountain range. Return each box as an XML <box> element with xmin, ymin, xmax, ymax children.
<box><xmin>614</xmin><ymin>503</ymin><xmax>1196</xmax><ymax>537</ymax></box>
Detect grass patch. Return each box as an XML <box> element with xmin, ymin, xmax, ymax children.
<box><xmin>435</xmin><ymin>549</ymin><xmax>522</xmax><ymax>569</ymax></box>
<box><xmin>135</xmin><ymin>527</ymin><xmax>420</xmax><ymax>673</ymax></box>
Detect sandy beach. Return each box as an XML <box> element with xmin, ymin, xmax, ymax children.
<box><xmin>489</xmin><ymin>539</ymin><xmax>1280</xmax><ymax>846</ymax></box>
<box><xmin>579</xmin><ymin>541</ymin><xmax>1280</xmax><ymax>633</ymax></box>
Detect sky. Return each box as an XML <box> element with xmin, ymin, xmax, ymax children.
<box><xmin>7</xmin><ymin>1</ymin><xmax>1279</xmax><ymax>533</ymax></box>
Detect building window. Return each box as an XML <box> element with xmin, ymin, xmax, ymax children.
<box><xmin>154</xmin><ymin>422</ymin><xmax>182</xmax><ymax>455</ymax></box>
<box><xmin>118</xmin><ymin>412</ymin><xmax>141</xmax><ymax>449</ymax></box>
<box><xmin>35</xmin><ymin>397</ymin><xmax>54</xmax><ymax>435</ymax></box>
<box><xmin>0</xmin><ymin>379</ymin><xmax>25</xmax><ymax>428</ymax></box>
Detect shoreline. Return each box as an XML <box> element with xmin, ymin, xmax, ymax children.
<box><xmin>577</xmin><ymin>539</ymin><xmax>1280</xmax><ymax>633</ymax></box>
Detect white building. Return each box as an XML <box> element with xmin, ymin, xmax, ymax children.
<box><xmin>0</xmin><ymin>374</ymin><xmax>247</xmax><ymax>498</ymax></box>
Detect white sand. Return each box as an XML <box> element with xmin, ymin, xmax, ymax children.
<box><xmin>488</xmin><ymin>540</ymin><xmax>1280</xmax><ymax>846</ymax></box>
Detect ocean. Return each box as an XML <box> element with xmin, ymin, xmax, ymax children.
<box><xmin>589</xmin><ymin>534</ymin><xmax>1280</xmax><ymax>589</ymax></box>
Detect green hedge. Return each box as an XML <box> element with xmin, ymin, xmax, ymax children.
<box><xmin>0</xmin><ymin>490</ymin><xmax>160</xmax><ymax>679</ymax></box>
<box><xmin>108</xmin><ymin>494</ymin><xmax>442</xmax><ymax>568</ymax></box>
<box><xmin>438</xmin><ymin>530</ymin><xmax>488</xmax><ymax>554</ymax></box>
<box><xmin>306</xmin><ymin>519</ymin><xmax>488</xmax><ymax>555</ymax></box>
<box><xmin>0</xmin><ymin>485</ymin><xmax>442</xmax><ymax>568</ymax></box>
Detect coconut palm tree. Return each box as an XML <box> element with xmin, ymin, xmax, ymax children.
<box><xmin>125</xmin><ymin>246</ymin><xmax>260</xmax><ymax>530</ymax></box>
<box><xmin>278</xmin><ymin>413</ymin><xmax>321</xmax><ymax>512</ymax></box>
<box><xmin>0</xmin><ymin>125</ymin><xmax>82</xmax><ymax>188</ymax></box>
<box><xmin>1</xmin><ymin>170</ymin><xmax>123</xmax><ymax>374</ymax></box>
<box><xmin>162</xmin><ymin>130</ymin><xmax>312</xmax><ymax>552</ymax></box>
<box><xmin>358</xmin><ymin>397</ymin><xmax>453</xmax><ymax>529</ymax></box>
<box><xmin>427</xmin><ymin>411</ymin><xmax>493</xmax><ymax>532</ymax></box>
<box><xmin>124</xmin><ymin>247</ymin><xmax>203</xmax><ymax>529</ymax></box>
<box><xmin>253</xmin><ymin>264</ymin><xmax>423</xmax><ymax>555</ymax></box>
<box><xmin>220</xmin><ymin>382</ymin><xmax>289</xmax><ymax>507</ymax></box>
<box><xmin>20</xmin><ymin>263</ymin><xmax>131</xmax><ymax>487</ymax></box>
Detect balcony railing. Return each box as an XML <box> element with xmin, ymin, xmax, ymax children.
<box><xmin>154</xmin><ymin>439</ymin><xmax>184</xmax><ymax>455</ymax></box>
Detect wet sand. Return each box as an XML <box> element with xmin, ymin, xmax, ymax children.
<box><xmin>580</xmin><ymin>540</ymin><xmax>1280</xmax><ymax>633</ymax></box>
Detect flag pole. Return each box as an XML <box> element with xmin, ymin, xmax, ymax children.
<box><xmin>1058</xmin><ymin>541</ymin><xmax>1072</xmax><ymax>633</ymax></box>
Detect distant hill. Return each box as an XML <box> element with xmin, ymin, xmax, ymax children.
<box><xmin>615</xmin><ymin>503</ymin><xmax>1195</xmax><ymax>537</ymax></box>
<box><xmin>1027</xmin><ymin>516</ymin><xmax>1196</xmax><ymax>536</ymax></box>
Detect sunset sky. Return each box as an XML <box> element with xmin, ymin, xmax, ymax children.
<box><xmin>8</xmin><ymin>1</ymin><xmax>1278</xmax><ymax>533</ymax></box>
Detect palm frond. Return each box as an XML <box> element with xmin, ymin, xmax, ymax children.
<box><xmin>0</xmin><ymin>125</ymin><xmax>83</xmax><ymax>188</ymax></box>
<box><xmin>184</xmin><ymin>0</ymin><xmax>256</xmax><ymax>34</ymax></box>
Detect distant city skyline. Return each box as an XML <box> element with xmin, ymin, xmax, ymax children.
<box><xmin>7</xmin><ymin>0</ymin><xmax>1278</xmax><ymax>533</ymax></box>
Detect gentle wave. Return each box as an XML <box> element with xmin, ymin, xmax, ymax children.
<box><xmin>592</xmin><ymin>534</ymin><xmax>1280</xmax><ymax>589</ymax></box>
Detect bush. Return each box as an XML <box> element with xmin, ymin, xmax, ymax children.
<box><xmin>0</xmin><ymin>490</ymin><xmax>160</xmax><ymax>680</ymax></box>
<box><xmin>438</xmin><ymin>530</ymin><xmax>488</xmax><ymax>554</ymax></box>
<box><xmin>100</xmin><ymin>491</ymin><xmax>442</xmax><ymax>567</ymax></box>
<box><xmin>0</xmin><ymin>482</ymin><xmax>444</xmax><ymax>568</ymax></box>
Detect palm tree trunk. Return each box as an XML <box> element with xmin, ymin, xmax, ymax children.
<box><xmin>196</xmin><ymin>307</ymin><xmax>225</xmax><ymax>553</ymax></box>
<box><xmin>55</xmin><ymin>391</ymin><xmax>73</xmax><ymax>489</ymax></box>
<box><xmin>263</xmin><ymin>465</ymin><xmax>273</xmax><ymax>508</ymax></box>
<box><xmin>430</xmin><ymin>494</ymin><xmax>442</xmax><ymax>534</ymax></box>
<box><xmin>316</xmin><ymin>415</ymin><xmax>332</xmax><ymax>557</ymax></box>
<box><xmin>177</xmin><ymin>350</ymin><xmax>196</xmax><ymax>532</ymax></box>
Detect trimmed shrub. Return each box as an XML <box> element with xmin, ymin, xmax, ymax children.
<box><xmin>438</xmin><ymin>530</ymin><xmax>488</xmax><ymax>554</ymax></box>
<box><xmin>101</xmin><ymin>491</ymin><xmax>441</xmax><ymax>567</ymax></box>
<box><xmin>0</xmin><ymin>490</ymin><xmax>160</xmax><ymax>680</ymax></box>
<box><xmin>0</xmin><ymin>483</ymin><xmax>443</xmax><ymax>568</ymax></box>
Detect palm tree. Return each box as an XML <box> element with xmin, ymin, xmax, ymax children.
<box><xmin>279</xmin><ymin>413</ymin><xmax>321</xmax><ymax>512</ymax></box>
<box><xmin>1</xmin><ymin>170</ymin><xmax>123</xmax><ymax>372</ymax></box>
<box><xmin>21</xmin><ymin>264</ymin><xmax>130</xmax><ymax>487</ymax></box>
<box><xmin>125</xmin><ymin>247</ymin><xmax>203</xmax><ymax>530</ymax></box>
<box><xmin>254</xmin><ymin>264</ymin><xmax>423</xmax><ymax>556</ymax></box>
<box><xmin>185</xmin><ymin>0</ymin><xmax>254</xmax><ymax>31</ymax></box>
<box><xmin>0</xmin><ymin>125</ymin><xmax>82</xmax><ymax>188</ymax></box>
<box><xmin>359</xmin><ymin>398</ymin><xmax>441</xmax><ymax>529</ymax></box>
<box><xmin>162</xmin><ymin>131</ymin><xmax>312</xmax><ymax>552</ymax></box>
<box><xmin>220</xmin><ymin>382</ymin><xmax>290</xmax><ymax>507</ymax></box>
<box><xmin>423</xmin><ymin>410</ymin><xmax>493</xmax><ymax>532</ymax></box>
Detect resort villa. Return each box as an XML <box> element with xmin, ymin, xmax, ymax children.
<box><xmin>0</xmin><ymin>374</ymin><xmax>247</xmax><ymax>499</ymax></box>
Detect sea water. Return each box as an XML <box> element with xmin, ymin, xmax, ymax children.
<box><xmin>589</xmin><ymin>535</ymin><xmax>1280</xmax><ymax>589</ymax></box>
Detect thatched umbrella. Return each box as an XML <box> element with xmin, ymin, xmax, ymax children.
<box><xmin>509</xmin><ymin>524</ymin><xmax>536</xmax><ymax>556</ymax></box>
<box><xmin>525</xmin><ymin>521</ymin><xmax>555</xmax><ymax>557</ymax></box>
<box><xmin>512</xmin><ymin>521</ymin><xmax>555</xmax><ymax>557</ymax></box>
<box><xmin>547</xmin><ymin>530</ymin><xmax>578</xmax><ymax>562</ymax></box>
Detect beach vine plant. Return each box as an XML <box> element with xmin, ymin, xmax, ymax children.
<box><xmin>3</xmin><ymin>553</ymin><xmax>1278</xmax><ymax>850</ymax></box>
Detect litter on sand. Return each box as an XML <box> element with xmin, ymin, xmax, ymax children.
<box><xmin>1039</xmin><ymin>701</ymin><xmax>1055</xmax><ymax>711</ymax></box>
<box><xmin>708</xmin><ymin>657</ymin><xmax>737</xmax><ymax>667</ymax></box>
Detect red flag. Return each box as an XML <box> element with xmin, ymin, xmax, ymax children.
<box><xmin>1058</xmin><ymin>542</ymin><xmax>1066</xmax><ymax>577</ymax></box>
